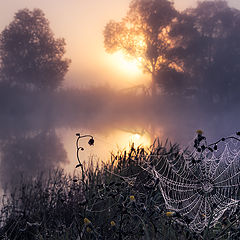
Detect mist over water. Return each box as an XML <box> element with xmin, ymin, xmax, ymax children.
<box><xmin>0</xmin><ymin>84</ymin><xmax>238</xmax><ymax>187</ymax></box>
<box><xmin>0</xmin><ymin>0</ymin><xmax>240</xmax><ymax>188</ymax></box>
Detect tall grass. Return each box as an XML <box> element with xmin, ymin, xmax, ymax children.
<box><xmin>0</xmin><ymin>141</ymin><xmax>239</xmax><ymax>239</ymax></box>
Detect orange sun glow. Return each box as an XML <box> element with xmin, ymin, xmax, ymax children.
<box><xmin>110</xmin><ymin>51</ymin><xmax>143</xmax><ymax>76</ymax></box>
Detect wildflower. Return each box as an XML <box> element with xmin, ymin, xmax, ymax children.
<box><xmin>110</xmin><ymin>221</ymin><xmax>116</xmax><ymax>227</ymax></box>
<box><xmin>84</xmin><ymin>218</ymin><xmax>91</xmax><ymax>225</ymax></box>
<box><xmin>194</xmin><ymin>130</ymin><xmax>206</xmax><ymax>151</ymax></box>
<box><xmin>86</xmin><ymin>227</ymin><xmax>92</xmax><ymax>233</ymax></box>
<box><xmin>166</xmin><ymin>211</ymin><xmax>181</xmax><ymax>217</ymax></box>
<box><xmin>130</xmin><ymin>195</ymin><xmax>135</xmax><ymax>201</ymax></box>
<box><xmin>166</xmin><ymin>211</ymin><xmax>176</xmax><ymax>217</ymax></box>
<box><xmin>196</xmin><ymin>130</ymin><xmax>203</xmax><ymax>135</ymax></box>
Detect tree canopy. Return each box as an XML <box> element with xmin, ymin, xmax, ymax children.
<box><xmin>0</xmin><ymin>8</ymin><xmax>70</xmax><ymax>91</ymax></box>
<box><xmin>104</xmin><ymin>0</ymin><xmax>240</xmax><ymax>102</ymax></box>
<box><xmin>104</xmin><ymin>0</ymin><xmax>178</xmax><ymax>94</ymax></box>
<box><xmin>169</xmin><ymin>0</ymin><xmax>240</xmax><ymax>103</ymax></box>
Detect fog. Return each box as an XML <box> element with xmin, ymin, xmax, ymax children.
<box><xmin>0</xmin><ymin>0</ymin><xmax>239</xmax><ymax>187</ymax></box>
<box><xmin>0</xmin><ymin>84</ymin><xmax>238</xmax><ymax>186</ymax></box>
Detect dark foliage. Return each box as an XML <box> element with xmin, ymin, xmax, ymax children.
<box><xmin>169</xmin><ymin>0</ymin><xmax>240</xmax><ymax>104</ymax></box>
<box><xmin>0</xmin><ymin>8</ymin><xmax>70</xmax><ymax>91</ymax></box>
<box><xmin>104</xmin><ymin>0</ymin><xmax>240</xmax><ymax>104</ymax></box>
<box><xmin>0</xmin><ymin>142</ymin><xmax>239</xmax><ymax>239</ymax></box>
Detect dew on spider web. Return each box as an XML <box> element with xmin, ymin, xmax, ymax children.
<box><xmin>143</xmin><ymin>135</ymin><xmax>240</xmax><ymax>233</ymax></box>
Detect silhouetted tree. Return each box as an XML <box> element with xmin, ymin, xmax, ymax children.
<box><xmin>0</xmin><ymin>9</ymin><xmax>70</xmax><ymax>91</ymax></box>
<box><xmin>169</xmin><ymin>0</ymin><xmax>240</xmax><ymax>104</ymax></box>
<box><xmin>104</xmin><ymin>0</ymin><xmax>178</xmax><ymax>95</ymax></box>
<box><xmin>0</xmin><ymin>130</ymin><xmax>68</xmax><ymax>188</ymax></box>
<box><xmin>156</xmin><ymin>68</ymin><xmax>188</xmax><ymax>96</ymax></box>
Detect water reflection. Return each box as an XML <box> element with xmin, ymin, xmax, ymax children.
<box><xmin>58</xmin><ymin>127</ymin><xmax>152</xmax><ymax>173</ymax></box>
<box><xmin>0</xmin><ymin>85</ymin><xmax>238</xmax><ymax>188</ymax></box>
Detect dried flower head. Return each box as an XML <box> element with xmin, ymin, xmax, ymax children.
<box><xmin>88</xmin><ymin>138</ymin><xmax>94</xmax><ymax>146</ymax></box>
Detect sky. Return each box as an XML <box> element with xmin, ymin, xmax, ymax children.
<box><xmin>1</xmin><ymin>0</ymin><xmax>239</xmax><ymax>90</ymax></box>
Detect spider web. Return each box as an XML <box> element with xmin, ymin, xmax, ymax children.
<box><xmin>148</xmin><ymin>137</ymin><xmax>240</xmax><ymax>233</ymax></box>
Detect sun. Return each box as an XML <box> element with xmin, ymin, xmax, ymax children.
<box><xmin>131</xmin><ymin>133</ymin><xmax>141</xmax><ymax>141</ymax></box>
<box><xmin>110</xmin><ymin>51</ymin><xmax>143</xmax><ymax>77</ymax></box>
<box><xmin>112</xmin><ymin>129</ymin><xmax>151</xmax><ymax>149</ymax></box>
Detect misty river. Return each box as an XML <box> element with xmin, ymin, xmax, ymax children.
<box><xmin>0</xmin><ymin>85</ymin><xmax>238</xmax><ymax>189</ymax></box>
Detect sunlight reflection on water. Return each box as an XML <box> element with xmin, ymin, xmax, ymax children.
<box><xmin>57</xmin><ymin>127</ymin><xmax>152</xmax><ymax>173</ymax></box>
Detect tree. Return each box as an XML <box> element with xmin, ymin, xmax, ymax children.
<box><xmin>104</xmin><ymin>0</ymin><xmax>178</xmax><ymax>95</ymax></box>
<box><xmin>169</xmin><ymin>0</ymin><xmax>240</xmax><ymax>104</ymax></box>
<box><xmin>0</xmin><ymin>8</ymin><xmax>70</xmax><ymax>91</ymax></box>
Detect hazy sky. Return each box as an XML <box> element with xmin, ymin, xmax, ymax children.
<box><xmin>0</xmin><ymin>0</ymin><xmax>239</xmax><ymax>90</ymax></box>
<box><xmin>1</xmin><ymin>0</ymin><xmax>239</xmax><ymax>89</ymax></box>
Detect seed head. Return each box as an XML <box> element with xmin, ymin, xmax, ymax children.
<box><xmin>88</xmin><ymin>138</ymin><xmax>94</xmax><ymax>146</ymax></box>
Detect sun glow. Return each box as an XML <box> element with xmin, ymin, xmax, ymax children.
<box><xmin>59</xmin><ymin>127</ymin><xmax>152</xmax><ymax>173</ymax></box>
<box><xmin>114</xmin><ymin>129</ymin><xmax>151</xmax><ymax>149</ymax></box>
<box><xmin>110</xmin><ymin>51</ymin><xmax>143</xmax><ymax>76</ymax></box>
<box><xmin>132</xmin><ymin>133</ymin><xmax>141</xmax><ymax>141</ymax></box>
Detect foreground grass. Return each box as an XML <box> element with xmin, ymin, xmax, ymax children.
<box><xmin>0</xmin><ymin>142</ymin><xmax>239</xmax><ymax>239</ymax></box>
